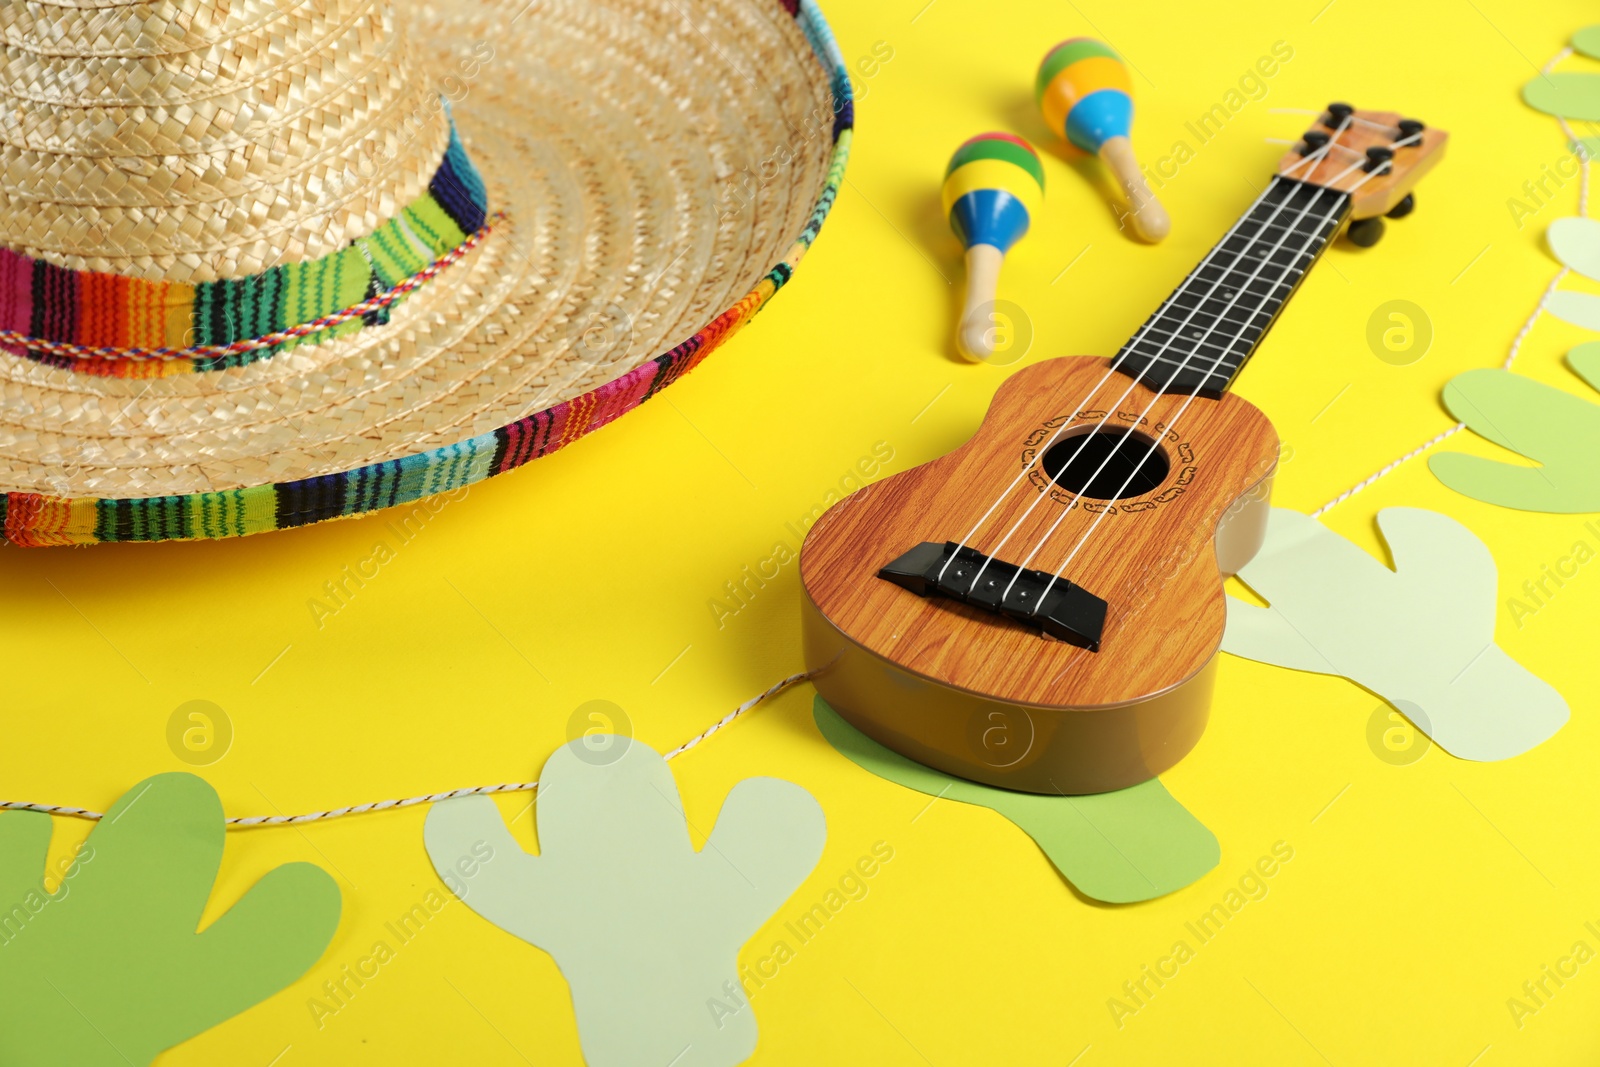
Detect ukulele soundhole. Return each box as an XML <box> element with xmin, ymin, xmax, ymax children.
<box><xmin>1042</xmin><ymin>429</ymin><xmax>1170</xmax><ymax>500</ymax></box>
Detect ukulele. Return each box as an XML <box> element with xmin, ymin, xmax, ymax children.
<box><xmin>801</xmin><ymin>105</ymin><xmax>1447</xmax><ymax>795</ymax></box>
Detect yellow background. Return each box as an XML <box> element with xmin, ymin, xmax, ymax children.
<box><xmin>6</xmin><ymin>0</ymin><xmax>1600</xmax><ymax>1062</ymax></box>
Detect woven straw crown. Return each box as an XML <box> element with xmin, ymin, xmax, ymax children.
<box><xmin>0</xmin><ymin>0</ymin><xmax>449</xmax><ymax>282</ymax></box>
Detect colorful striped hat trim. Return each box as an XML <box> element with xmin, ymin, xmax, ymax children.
<box><xmin>6</xmin><ymin>215</ymin><xmax>502</xmax><ymax>374</ymax></box>
<box><xmin>1</xmin><ymin>116</ymin><xmax>490</xmax><ymax>380</ymax></box>
<box><xmin>1</xmin><ymin>0</ymin><xmax>853</xmax><ymax>546</ymax></box>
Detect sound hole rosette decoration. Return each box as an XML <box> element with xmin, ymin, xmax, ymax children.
<box><xmin>0</xmin><ymin>0</ymin><xmax>853</xmax><ymax>546</ymax></box>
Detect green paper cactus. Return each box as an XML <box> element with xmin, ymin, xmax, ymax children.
<box><xmin>0</xmin><ymin>773</ymin><xmax>341</xmax><ymax>1066</ymax></box>
<box><xmin>812</xmin><ymin>697</ymin><xmax>1218</xmax><ymax>904</ymax></box>
<box><xmin>1223</xmin><ymin>508</ymin><xmax>1567</xmax><ymax>761</ymax></box>
<box><xmin>425</xmin><ymin>736</ymin><xmax>826</xmax><ymax>1067</ymax></box>
<box><xmin>1433</xmin><ymin>206</ymin><xmax>1600</xmax><ymax>511</ymax></box>
<box><xmin>1521</xmin><ymin>25</ymin><xmax>1600</xmax><ymax>119</ymax></box>
<box><xmin>1431</xmin><ymin>345</ymin><xmax>1600</xmax><ymax>513</ymax></box>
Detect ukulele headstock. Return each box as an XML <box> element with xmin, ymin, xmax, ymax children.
<box><xmin>1276</xmin><ymin>103</ymin><xmax>1447</xmax><ymax>220</ymax></box>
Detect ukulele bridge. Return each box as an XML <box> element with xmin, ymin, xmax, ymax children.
<box><xmin>877</xmin><ymin>541</ymin><xmax>1107</xmax><ymax>651</ymax></box>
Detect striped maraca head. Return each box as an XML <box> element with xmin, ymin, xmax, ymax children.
<box><xmin>942</xmin><ymin>133</ymin><xmax>1046</xmax><ymax>254</ymax></box>
<box><xmin>1036</xmin><ymin>38</ymin><xmax>1133</xmax><ymax>154</ymax></box>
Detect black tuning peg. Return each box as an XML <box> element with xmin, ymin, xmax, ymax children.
<box><xmin>1324</xmin><ymin>102</ymin><xmax>1354</xmax><ymax>127</ymax></box>
<box><xmin>1301</xmin><ymin>130</ymin><xmax>1330</xmax><ymax>153</ymax></box>
<box><xmin>1363</xmin><ymin>146</ymin><xmax>1393</xmax><ymax>172</ymax></box>
<box><xmin>1347</xmin><ymin>217</ymin><xmax>1385</xmax><ymax>248</ymax></box>
<box><xmin>1386</xmin><ymin>193</ymin><xmax>1415</xmax><ymax>219</ymax></box>
<box><xmin>1395</xmin><ymin>119</ymin><xmax>1425</xmax><ymax>142</ymax></box>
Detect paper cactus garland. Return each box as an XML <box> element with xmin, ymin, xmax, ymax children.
<box><xmin>1223</xmin><ymin>508</ymin><xmax>1568</xmax><ymax>761</ymax></box>
<box><xmin>1543</xmin><ymin>218</ymin><xmax>1600</xmax><ymax>334</ymax></box>
<box><xmin>1436</xmin><ymin>37</ymin><xmax>1600</xmax><ymax>511</ymax></box>
<box><xmin>813</xmin><ymin>698</ymin><xmax>1217</xmax><ymax>903</ymax></box>
<box><xmin>1431</xmin><ymin>344</ymin><xmax>1600</xmax><ymax>512</ymax></box>
<box><xmin>1431</xmin><ymin>214</ymin><xmax>1600</xmax><ymax>511</ymax></box>
<box><xmin>1521</xmin><ymin>25</ymin><xmax>1600</xmax><ymax>119</ymax></box>
<box><xmin>0</xmin><ymin>773</ymin><xmax>341</xmax><ymax>1067</ymax></box>
<box><xmin>424</xmin><ymin>736</ymin><xmax>825</xmax><ymax>1067</ymax></box>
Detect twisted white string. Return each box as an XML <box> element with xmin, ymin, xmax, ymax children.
<box><xmin>0</xmin><ymin>671</ymin><xmax>816</xmax><ymax>829</ymax></box>
<box><xmin>1311</xmin><ymin>46</ymin><xmax>1592</xmax><ymax>517</ymax></box>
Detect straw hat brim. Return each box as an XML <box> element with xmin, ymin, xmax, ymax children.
<box><xmin>0</xmin><ymin>0</ymin><xmax>851</xmax><ymax>545</ymax></box>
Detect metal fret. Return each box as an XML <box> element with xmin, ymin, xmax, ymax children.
<box><xmin>1112</xmin><ymin>178</ymin><xmax>1351</xmax><ymax>399</ymax></box>
<box><xmin>1137</xmin><ymin>326</ymin><xmax>1255</xmax><ymax>359</ymax></box>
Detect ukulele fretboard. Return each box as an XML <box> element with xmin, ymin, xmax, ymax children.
<box><xmin>1112</xmin><ymin>177</ymin><xmax>1352</xmax><ymax>399</ymax></box>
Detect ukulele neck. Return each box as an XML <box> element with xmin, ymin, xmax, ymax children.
<box><xmin>1111</xmin><ymin>176</ymin><xmax>1351</xmax><ymax>399</ymax></box>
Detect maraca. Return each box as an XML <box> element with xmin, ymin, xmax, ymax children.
<box><xmin>1036</xmin><ymin>38</ymin><xmax>1169</xmax><ymax>242</ymax></box>
<box><xmin>942</xmin><ymin>132</ymin><xmax>1045</xmax><ymax>362</ymax></box>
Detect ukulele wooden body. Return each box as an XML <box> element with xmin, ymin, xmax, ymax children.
<box><xmin>800</xmin><ymin>355</ymin><xmax>1279</xmax><ymax>794</ymax></box>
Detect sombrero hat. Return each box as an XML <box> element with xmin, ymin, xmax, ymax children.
<box><xmin>0</xmin><ymin>0</ymin><xmax>851</xmax><ymax>545</ymax></box>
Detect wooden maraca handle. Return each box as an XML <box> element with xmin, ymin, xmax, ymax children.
<box><xmin>1099</xmin><ymin>136</ymin><xmax>1169</xmax><ymax>242</ymax></box>
<box><xmin>944</xmin><ymin>134</ymin><xmax>1044</xmax><ymax>360</ymax></box>
<box><xmin>956</xmin><ymin>245</ymin><xmax>1006</xmax><ymax>361</ymax></box>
